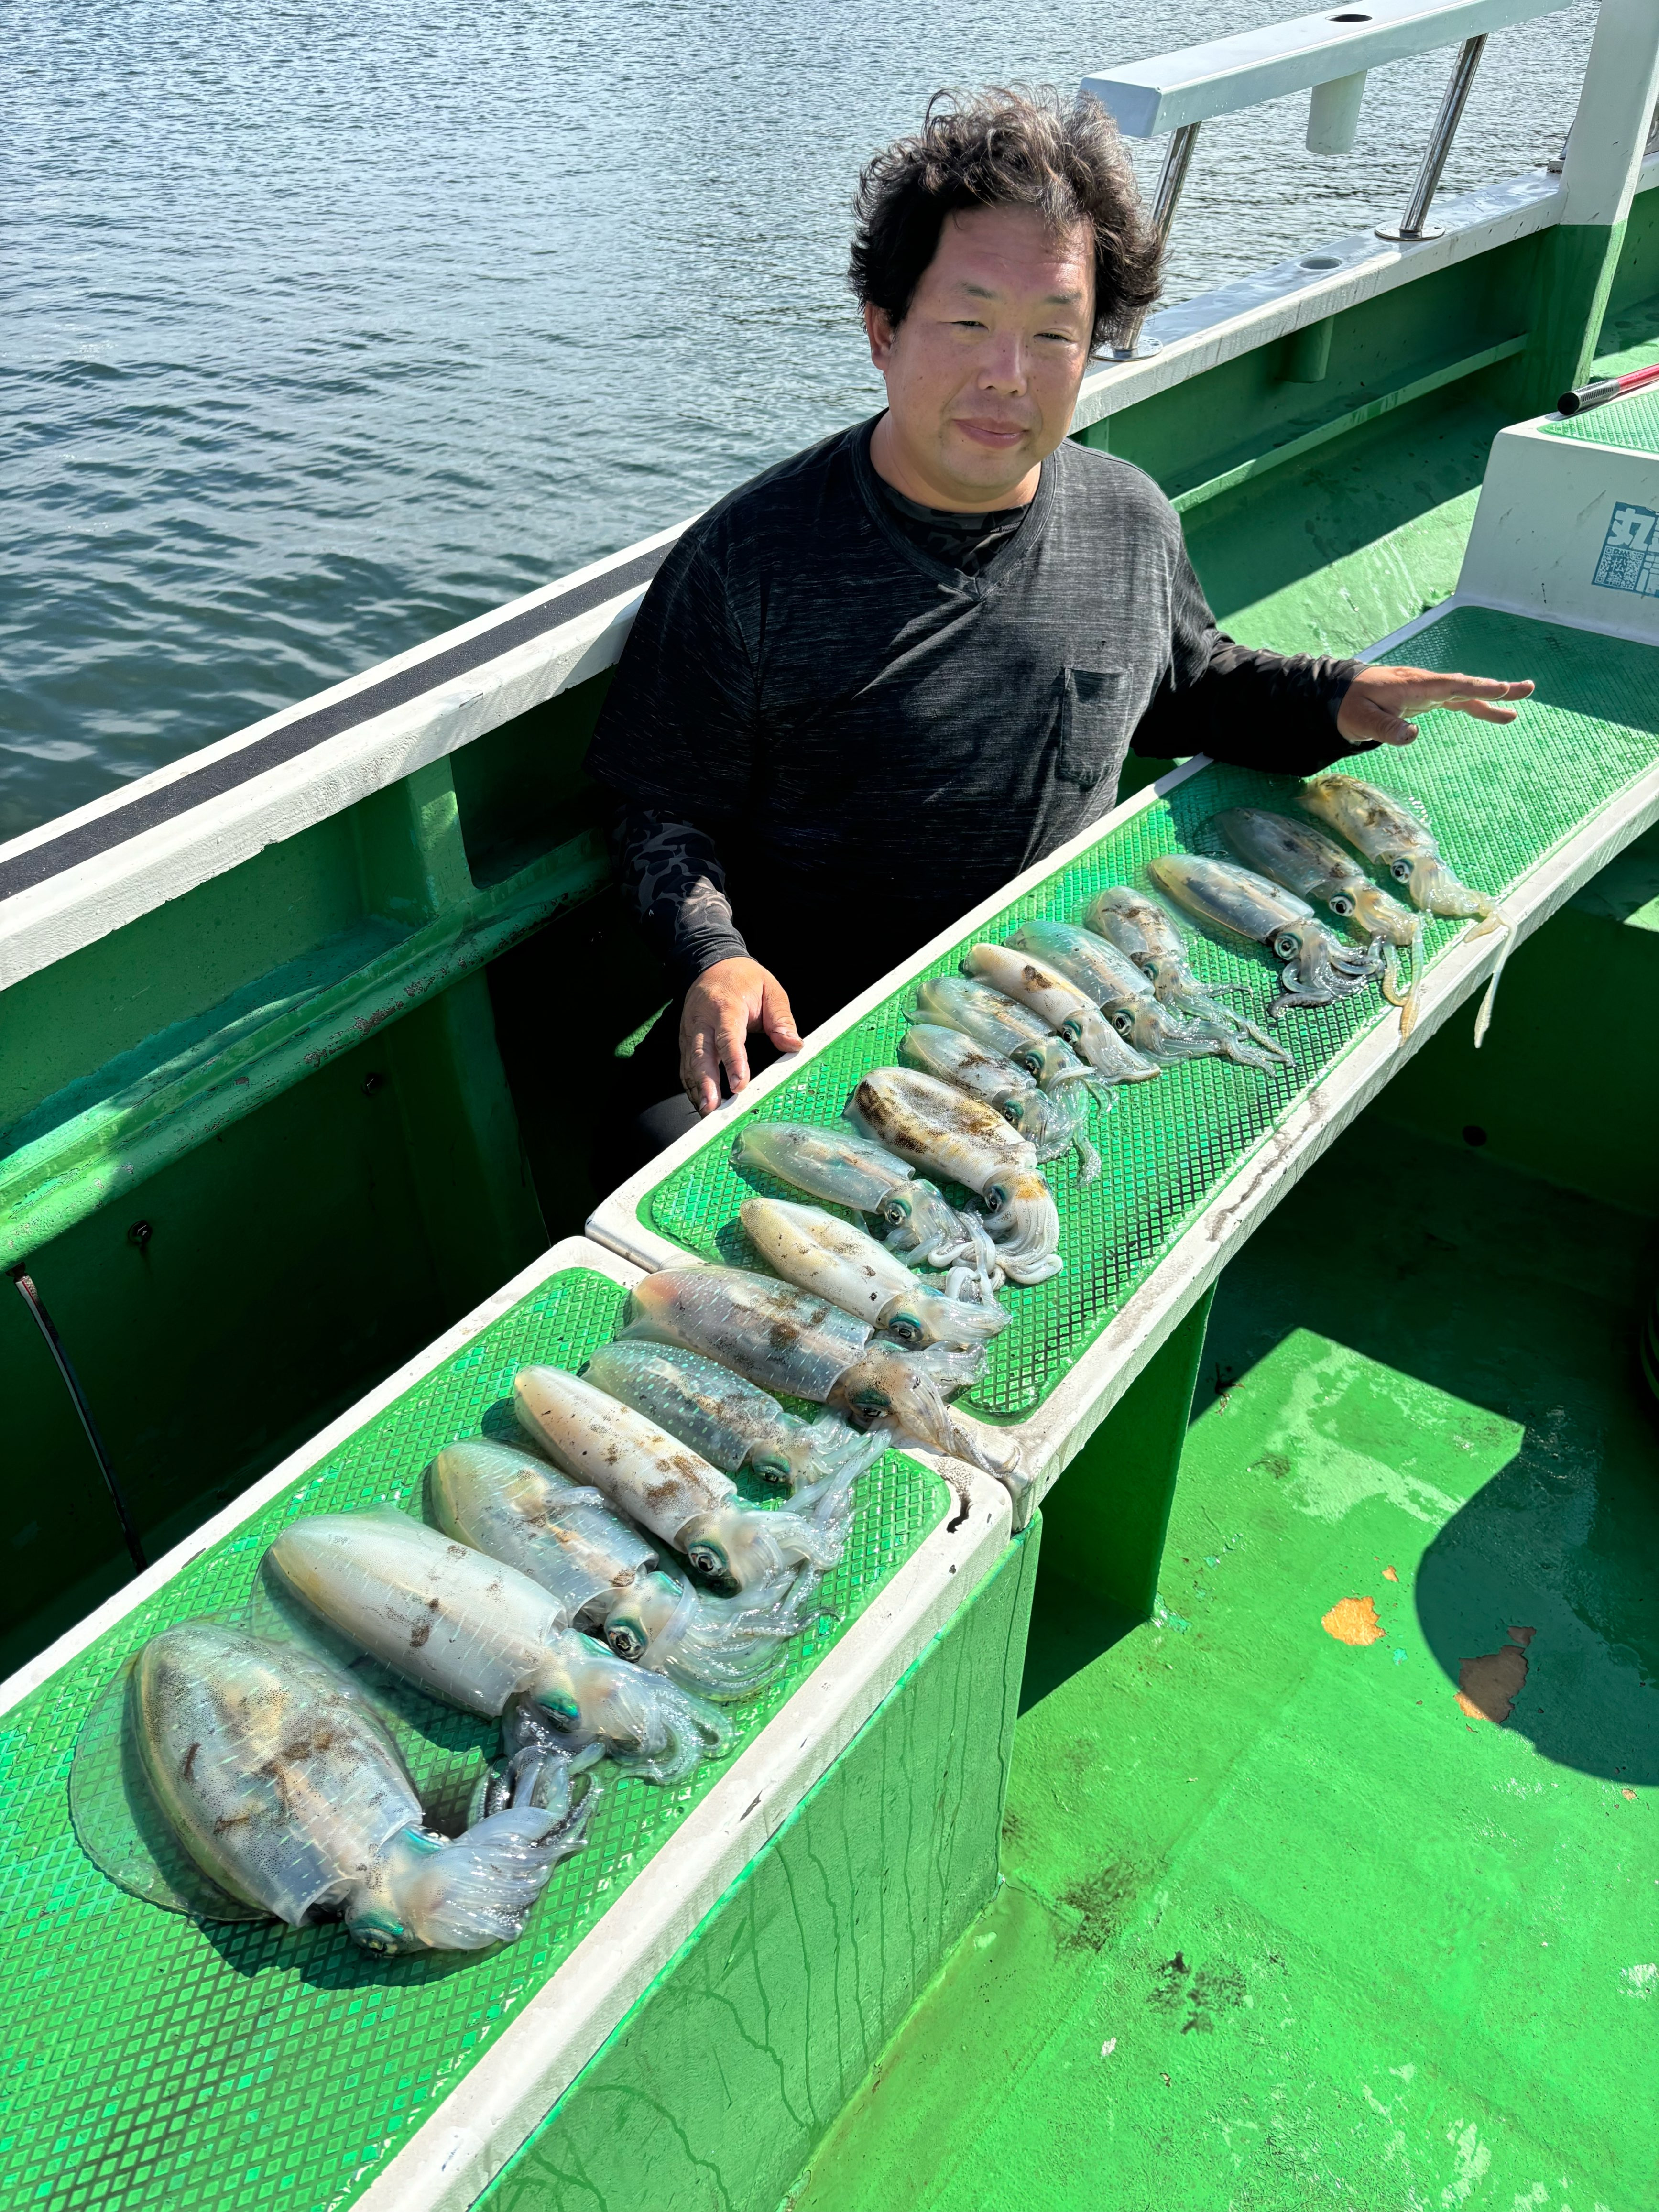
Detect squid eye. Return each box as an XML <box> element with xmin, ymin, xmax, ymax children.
<box><xmin>1329</xmin><ymin>894</ymin><xmax>1354</xmax><ymax>916</ymax></box>
<box><xmin>885</xmin><ymin>1312</ymin><xmax>924</xmax><ymax>1345</ymax></box>
<box><xmin>879</xmin><ymin>1192</ymin><xmax>911</xmax><ymax>1224</ymax></box>
<box><xmin>1015</xmin><ymin>1048</ymin><xmax>1044</xmax><ymax>1079</ymax></box>
<box><xmin>606</xmin><ymin>1618</ymin><xmax>648</xmax><ymax>1663</ymax></box>
<box><xmin>1059</xmin><ymin>1018</ymin><xmax>1085</xmax><ymax>1046</ymax></box>
<box><xmin>1001</xmin><ymin>1100</ymin><xmax>1024</xmax><ymax>1127</ymax></box>
<box><xmin>1273</xmin><ymin>932</ymin><xmax>1301</xmax><ymax>959</ymax></box>
<box><xmin>1390</xmin><ymin>859</ymin><xmax>1413</xmax><ymax>883</ymax></box>
<box><xmin>752</xmin><ymin>1453</ymin><xmax>792</xmax><ymax>1486</ymax></box>
<box><xmin>687</xmin><ymin>1543</ymin><xmax>727</xmax><ymax>1580</ymax></box>
<box><xmin>1138</xmin><ymin>958</ymin><xmax>1159</xmax><ymax>980</ymax></box>
<box><xmin>1111</xmin><ymin>1009</ymin><xmax>1134</xmax><ymax>1035</ymax></box>
<box><xmin>538</xmin><ymin>1689</ymin><xmax>582</xmax><ymax>1728</ymax></box>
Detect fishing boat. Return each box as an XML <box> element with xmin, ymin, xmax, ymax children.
<box><xmin>4</xmin><ymin>1</ymin><xmax>1658</xmax><ymax>2204</ymax></box>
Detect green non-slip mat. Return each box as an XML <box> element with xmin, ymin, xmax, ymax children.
<box><xmin>0</xmin><ymin>1266</ymin><xmax>944</xmax><ymax>2212</ymax></box>
<box><xmin>640</xmin><ymin>607</ymin><xmax>1659</xmax><ymax>1423</ymax></box>
<box><xmin>1544</xmin><ymin>383</ymin><xmax>1659</xmax><ymax>452</ymax></box>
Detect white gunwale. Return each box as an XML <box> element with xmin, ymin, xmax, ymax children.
<box><xmin>0</xmin><ymin>1231</ymin><xmax>1014</xmax><ymax>2212</ymax></box>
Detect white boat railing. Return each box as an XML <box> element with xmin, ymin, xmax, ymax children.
<box><xmin>1081</xmin><ymin>0</ymin><xmax>1572</xmax><ymax>355</ymax></box>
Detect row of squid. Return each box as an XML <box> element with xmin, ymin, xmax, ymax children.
<box><xmin>725</xmin><ymin>775</ymin><xmax>1503</xmax><ymax>1297</ymax></box>
<box><xmin>80</xmin><ymin>778</ymin><xmax>1500</xmax><ymax>1961</ymax></box>
<box><xmin>82</xmin><ymin>1229</ymin><xmax>1029</xmax><ymax>1959</ymax></box>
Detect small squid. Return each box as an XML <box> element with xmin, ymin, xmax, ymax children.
<box><xmin>1148</xmin><ymin>854</ymin><xmax>1383</xmax><ymax>1017</ymax></box>
<box><xmin>914</xmin><ymin>973</ymin><xmax>1109</xmax><ymax>1097</ymax></box>
<box><xmin>618</xmin><ymin>1264</ymin><xmax>1023</xmax><ymax>1498</ymax></box>
<box><xmin>266</xmin><ymin>1510</ymin><xmax>728</xmax><ymax>1787</ymax></box>
<box><xmin>1084</xmin><ymin>886</ymin><xmax>1292</xmax><ymax>1067</ymax></box>
<box><xmin>1214</xmin><ymin>807</ymin><xmax>1424</xmax><ymax>1035</ymax></box>
<box><xmin>900</xmin><ymin>1021</ymin><xmax>1099</xmax><ymax>1180</ymax></box>
<box><xmin>740</xmin><ymin>1195</ymin><xmax>1010</xmax><ymax>1351</ymax></box>
<box><xmin>516</xmin><ymin>1363</ymin><xmax>847</xmax><ymax>1597</ymax></box>
<box><xmin>847</xmin><ymin>1065</ymin><xmax>1062</xmax><ymax>1286</ymax></box>
<box><xmin>1302</xmin><ymin>772</ymin><xmax>1508</xmax><ymax>1043</ymax></box>
<box><xmin>1007</xmin><ymin>920</ymin><xmax>1227</xmax><ymax>1065</ymax></box>
<box><xmin>962</xmin><ymin>942</ymin><xmax>1160</xmax><ymax>1086</ymax></box>
<box><xmin>431</xmin><ymin>1436</ymin><xmax>798</xmax><ymax>1701</ymax></box>
<box><xmin>585</xmin><ymin>1340</ymin><xmax>883</xmax><ymax>1509</ymax></box>
<box><xmin>731</xmin><ymin>1121</ymin><xmax>1002</xmax><ymax>1301</ymax></box>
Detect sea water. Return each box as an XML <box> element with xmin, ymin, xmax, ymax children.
<box><xmin>2</xmin><ymin>0</ymin><xmax>1597</xmax><ymax>835</ymax></box>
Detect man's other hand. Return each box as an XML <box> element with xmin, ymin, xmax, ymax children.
<box><xmin>680</xmin><ymin>958</ymin><xmax>803</xmax><ymax>1115</ymax></box>
<box><xmin>1337</xmin><ymin>666</ymin><xmax>1534</xmax><ymax>748</ymax></box>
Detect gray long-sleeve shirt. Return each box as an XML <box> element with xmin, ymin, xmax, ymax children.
<box><xmin>590</xmin><ymin>417</ymin><xmax>1369</xmax><ymax>1017</ymax></box>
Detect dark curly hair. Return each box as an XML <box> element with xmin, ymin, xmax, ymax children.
<box><xmin>848</xmin><ymin>87</ymin><xmax>1161</xmax><ymax>353</ymax></box>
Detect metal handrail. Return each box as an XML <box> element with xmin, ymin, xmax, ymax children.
<box><xmin>1084</xmin><ymin>0</ymin><xmax>1572</xmax><ymax>358</ymax></box>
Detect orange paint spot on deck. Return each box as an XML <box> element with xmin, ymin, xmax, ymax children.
<box><xmin>1382</xmin><ymin>1566</ymin><xmax>1399</xmax><ymax>1582</ymax></box>
<box><xmin>1321</xmin><ymin>1596</ymin><xmax>1385</xmax><ymax>1645</ymax></box>
<box><xmin>1455</xmin><ymin>1627</ymin><xmax>1536</xmax><ymax>1723</ymax></box>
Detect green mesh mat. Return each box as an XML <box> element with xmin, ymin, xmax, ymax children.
<box><xmin>1544</xmin><ymin>382</ymin><xmax>1659</xmax><ymax>452</ymax></box>
<box><xmin>0</xmin><ymin>1266</ymin><xmax>944</xmax><ymax>2212</ymax></box>
<box><xmin>641</xmin><ymin>607</ymin><xmax>1659</xmax><ymax>1422</ymax></box>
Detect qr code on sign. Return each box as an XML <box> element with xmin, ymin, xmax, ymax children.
<box><xmin>1593</xmin><ymin>502</ymin><xmax>1659</xmax><ymax>597</ymax></box>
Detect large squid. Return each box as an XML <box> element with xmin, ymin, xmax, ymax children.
<box><xmin>739</xmin><ymin>1196</ymin><xmax>1010</xmax><ymax>1350</ymax></box>
<box><xmin>1301</xmin><ymin>772</ymin><xmax>1508</xmax><ymax>1044</ymax></box>
<box><xmin>1006</xmin><ymin>920</ymin><xmax>1230</xmax><ymax>1065</ymax></box>
<box><xmin>731</xmin><ymin>1121</ymin><xmax>1002</xmax><ymax>1301</ymax></box>
<box><xmin>899</xmin><ymin>1021</ymin><xmax>1099</xmax><ymax>1181</ymax></box>
<box><xmin>266</xmin><ymin>1509</ymin><xmax>728</xmax><ymax>1787</ymax></box>
<box><xmin>618</xmin><ymin>1264</ymin><xmax>1023</xmax><ymax>1500</ymax></box>
<box><xmin>431</xmin><ymin>1436</ymin><xmax>802</xmax><ymax>1701</ymax></box>
<box><xmin>1084</xmin><ymin>885</ymin><xmax>1292</xmax><ymax>1066</ymax></box>
<box><xmin>1148</xmin><ymin>853</ymin><xmax>1383</xmax><ymax>1017</ymax></box>
<box><xmin>961</xmin><ymin>942</ymin><xmax>1160</xmax><ymax>1086</ymax></box>
<box><xmin>847</xmin><ymin>1066</ymin><xmax>1062</xmax><ymax>1285</ymax></box>
<box><xmin>1214</xmin><ymin>807</ymin><xmax>1424</xmax><ymax>1034</ymax></box>
<box><xmin>516</xmin><ymin>1363</ymin><xmax>848</xmax><ymax>1598</ymax></box>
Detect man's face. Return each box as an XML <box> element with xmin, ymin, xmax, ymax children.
<box><xmin>866</xmin><ymin>204</ymin><xmax>1094</xmax><ymax>509</ymax></box>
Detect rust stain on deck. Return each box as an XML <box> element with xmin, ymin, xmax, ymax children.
<box><xmin>1321</xmin><ymin>1595</ymin><xmax>1385</xmax><ymax>1645</ymax></box>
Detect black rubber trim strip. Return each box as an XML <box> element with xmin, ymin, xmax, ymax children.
<box><xmin>0</xmin><ymin>541</ymin><xmax>670</xmax><ymax>905</ymax></box>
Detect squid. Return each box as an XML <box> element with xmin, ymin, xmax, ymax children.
<box><xmin>618</xmin><ymin>1264</ymin><xmax>1023</xmax><ymax>1500</ymax></box>
<box><xmin>1214</xmin><ymin>807</ymin><xmax>1424</xmax><ymax>1035</ymax></box>
<box><xmin>516</xmin><ymin>1363</ymin><xmax>848</xmax><ymax>1596</ymax></box>
<box><xmin>431</xmin><ymin>1436</ymin><xmax>800</xmax><ymax>1701</ymax></box>
<box><xmin>585</xmin><ymin>1340</ymin><xmax>883</xmax><ymax>1507</ymax></box>
<box><xmin>740</xmin><ymin>1196</ymin><xmax>1009</xmax><ymax>1351</ymax></box>
<box><xmin>731</xmin><ymin>1121</ymin><xmax>1002</xmax><ymax>1302</ymax></box>
<box><xmin>1148</xmin><ymin>853</ymin><xmax>1383</xmax><ymax>1018</ymax></box>
<box><xmin>915</xmin><ymin>974</ymin><xmax>1105</xmax><ymax>1099</ymax></box>
<box><xmin>900</xmin><ymin>1021</ymin><xmax>1099</xmax><ymax>1180</ymax></box>
<box><xmin>430</xmin><ymin>1437</ymin><xmax>658</xmax><ymax>1632</ymax></box>
<box><xmin>266</xmin><ymin>1509</ymin><xmax>728</xmax><ymax>1786</ymax></box>
<box><xmin>847</xmin><ymin>1065</ymin><xmax>1062</xmax><ymax>1286</ymax></box>
<box><xmin>1007</xmin><ymin>920</ymin><xmax>1229</xmax><ymax>1065</ymax></box>
<box><xmin>1084</xmin><ymin>885</ymin><xmax>1292</xmax><ymax>1067</ymax></box>
<box><xmin>961</xmin><ymin>942</ymin><xmax>1160</xmax><ymax>1086</ymax></box>
<box><xmin>118</xmin><ymin>1622</ymin><xmax>589</xmax><ymax>1953</ymax></box>
<box><xmin>1302</xmin><ymin>772</ymin><xmax>1508</xmax><ymax>1044</ymax></box>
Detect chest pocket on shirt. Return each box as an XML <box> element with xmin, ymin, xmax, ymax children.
<box><xmin>1056</xmin><ymin>667</ymin><xmax>1125</xmax><ymax>791</ymax></box>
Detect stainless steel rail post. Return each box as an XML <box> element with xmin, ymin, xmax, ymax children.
<box><xmin>1376</xmin><ymin>33</ymin><xmax>1488</xmax><ymax>242</ymax></box>
<box><xmin>1102</xmin><ymin>120</ymin><xmax>1201</xmax><ymax>361</ymax></box>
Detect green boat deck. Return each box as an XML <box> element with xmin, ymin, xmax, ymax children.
<box><xmin>792</xmin><ymin>1113</ymin><xmax>1659</xmax><ymax>2212</ymax></box>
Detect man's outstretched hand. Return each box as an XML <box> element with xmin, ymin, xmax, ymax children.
<box><xmin>1337</xmin><ymin>665</ymin><xmax>1534</xmax><ymax>748</ymax></box>
<box><xmin>680</xmin><ymin>957</ymin><xmax>803</xmax><ymax>1116</ymax></box>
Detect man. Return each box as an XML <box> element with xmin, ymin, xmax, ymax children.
<box><xmin>587</xmin><ymin>88</ymin><xmax>1530</xmax><ymax>1157</ymax></box>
